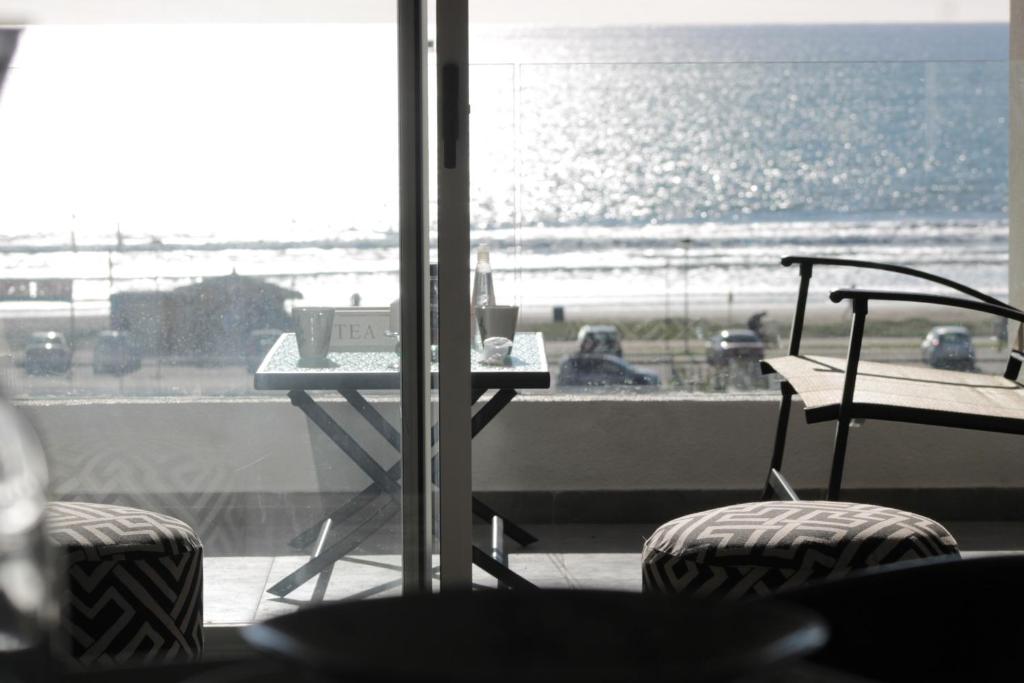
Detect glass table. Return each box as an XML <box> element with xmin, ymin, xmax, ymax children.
<box><xmin>254</xmin><ymin>332</ymin><xmax>550</xmax><ymax>597</ymax></box>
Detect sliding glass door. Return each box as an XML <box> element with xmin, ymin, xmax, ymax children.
<box><xmin>0</xmin><ymin>1</ymin><xmax>443</xmax><ymax>619</ymax></box>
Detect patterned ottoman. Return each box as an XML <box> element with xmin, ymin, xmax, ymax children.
<box><xmin>46</xmin><ymin>501</ymin><xmax>203</xmax><ymax>665</ymax></box>
<box><xmin>642</xmin><ymin>501</ymin><xmax>958</xmax><ymax>599</ymax></box>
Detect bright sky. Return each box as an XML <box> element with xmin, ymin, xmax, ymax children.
<box><xmin>0</xmin><ymin>0</ymin><xmax>1010</xmax><ymax>25</ymax></box>
<box><xmin>469</xmin><ymin>0</ymin><xmax>1009</xmax><ymax>25</ymax></box>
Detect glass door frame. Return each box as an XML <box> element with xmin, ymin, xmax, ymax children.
<box><xmin>400</xmin><ymin>0</ymin><xmax>474</xmax><ymax>592</ymax></box>
<box><xmin>397</xmin><ymin>0</ymin><xmax>435</xmax><ymax>594</ymax></box>
<box><xmin>435</xmin><ymin>0</ymin><xmax>473</xmax><ymax>590</ymax></box>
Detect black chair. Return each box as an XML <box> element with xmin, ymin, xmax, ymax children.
<box><xmin>761</xmin><ymin>255</ymin><xmax>1024</xmax><ymax>501</ymax></box>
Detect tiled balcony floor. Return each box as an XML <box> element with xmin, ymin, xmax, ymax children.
<box><xmin>203</xmin><ymin>521</ymin><xmax>1024</xmax><ymax>626</ymax></box>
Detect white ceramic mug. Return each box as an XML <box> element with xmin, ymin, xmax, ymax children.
<box><xmin>293</xmin><ymin>307</ymin><xmax>335</xmax><ymax>361</ymax></box>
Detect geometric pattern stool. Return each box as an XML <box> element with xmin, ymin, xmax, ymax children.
<box><xmin>642</xmin><ymin>500</ymin><xmax>959</xmax><ymax>600</ymax></box>
<box><xmin>46</xmin><ymin>501</ymin><xmax>203</xmax><ymax>666</ymax></box>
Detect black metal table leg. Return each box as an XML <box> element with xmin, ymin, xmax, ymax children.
<box><xmin>271</xmin><ymin>390</ymin><xmax>403</xmax><ymax>596</ymax></box>
<box><xmin>291</xmin><ymin>388</ymin><xmax>418</xmax><ymax>550</ymax></box>
<box><xmin>471</xmin><ymin>388</ymin><xmax>517</xmax><ymax>437</ymax></box>
<box><xmin>341</xmin><ymin>389</ymin><xmax>401</xmax><ymax>450</ymax></box>
<box><xmin>289</xmin><ymin>390</ymin><xmax>402</xmax><ymax>499</ymax></box>
<box><xmin>287</xmin><ymin>387</ymin><xmax>405</xmax><ymax>549</ymax></box>
<box><xmin>268</xmin><ymin>497</ymin><xmax>399</xmax><ymax>598</ymax></box>
<box><xmin>468</xmin><ymin>388</ymin><xmax>538</xmax><ymax>547</ymax></box>
<box><xmin>289</xmin><ymin>390</ymin><xmax>528</xmax><ymax>551</ymax></box>
<box><xmin>472</xmin><ymin>497</ymin><xmax>537</xmax><ymax>546</ymax></box>
<box><xmin>290</xmin><ymin>479</ymin><xmax>397</xmax><ymax>550</ymax></box>
<box><xmin>280</xmin><ymin>387</ymin><xmax>539</xmax><ymax>596</ymax></box>
<box><xmin>310</xmin><ymin>519</ymin><xmax>335</xmax><ymax>603</ymax></box>
<box><xmin>472</xmin><ymin>546</ymin><xmax>537</xmax><ymax>591</ymax></box>
<box><xmin>338</xmin><ymin>387</ymin><xmax>538</xmax><ymax>547</ymax></box>
<box><xmin>284</xmin><ymin>388</ymin><xmax>403</xmax><ymax>550</ymax></box>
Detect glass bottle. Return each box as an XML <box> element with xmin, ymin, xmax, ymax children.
<box><xmin>471</xmin><ymin>246</ymin><xmax>495</xmax><ymax>348</ymax></box>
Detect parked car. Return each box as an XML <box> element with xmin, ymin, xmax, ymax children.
<box><xmin>705</xmin><ymin>329</ymin><xmax>765</xmax><ymax>367</ymax></box>
<box><xmin>577</xmin><ymin>324</ymin><xmax>623</xmax><ymax>356</ymax></box>
<box><xmin>93</xmin><ymin>330</ymin><xmax>142</xmax><ymax>375</ymax></box>
<box><xmin>921</xmin><ymin>325</ymin><xmax>975</xmax><ymax>370</ymax></box>
<box><xmin>24</xmin><ymin>331</ymin><xmax>72</xmax><ymax>375</ymax></box>
<box><xmin>246</xmin><ymin>328</ymin><xmax>283</xmax><ymax>373</ymax></box>
<box><xmin>557</xmin><ymin>353</ymin><xmax>659</xmax><ymax>388</ymax></box>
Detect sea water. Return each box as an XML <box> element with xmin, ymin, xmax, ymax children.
<box><xmin>0</xmin><ymin>23</ymin><xmax>1009</xmax><ymax>316</ymax></box>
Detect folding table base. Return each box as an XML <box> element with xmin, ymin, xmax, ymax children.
<box><xmin>472</xmin><ymin>547</ymin><xmax>537</xmax><ymax>591</ymax></box>
<box><xmin>270</xmin><ymin>388</ymin><xmax>538</xmax><ymax>598</ymax></box>
<box><xmin>268</xmin><ymin>496</ymin><xmax>400</xmax><ymax>598</ymax></box>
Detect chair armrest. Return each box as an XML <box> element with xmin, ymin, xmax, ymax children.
<box><xmin>828</xmin><ymin>289</ymin><xmax>1024</xmax><ymax>325</ymax></box>
<box><xmin>830</xmin><ymin>289</ymin><xmax>1024</xmax><ymax>380</ymax></box>
<box><xmin>783</xmin><ymin>256</ymin><xmax>1013</xmax><ymax>309</ymax></box>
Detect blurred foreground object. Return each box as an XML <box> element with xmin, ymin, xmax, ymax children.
<box><xmin>244</xmin><ymin>589</ymin><xmax>827</xmax><ymax>682</ymax></box>
<box><xmin>0</xmin><ymin>31</ymin><xmax>59</xmax><ymax>667</ymax></box>
<box><xmin>0</xmin><ymin>28</ymin><xmax>18</xmax><ymax>95</ymax></box>
<box><xmin>0</xmin><ymin>397</ymin><xmax>60</xmax><ymax>672</ymax></box>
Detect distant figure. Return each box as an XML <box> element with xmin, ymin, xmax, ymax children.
<box><xmin>747</xmin><ymin>311</ymin><xmax>767</xmax><ymax>340</ymax></box>
<box><xmin>350</xmin><ymin>292</ymin><xmax>361</xmax><ymax>307</ymax></box>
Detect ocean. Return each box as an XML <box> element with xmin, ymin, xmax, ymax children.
<box><xmin>0</xmin><ymin>23</ymin><xmax>1010</xmax><ymax>318</ymax></box>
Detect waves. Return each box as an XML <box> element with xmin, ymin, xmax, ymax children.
<box><xmin>0</xmin><ymin>217</ymin><xmax>1006</xmax><ymax>316</ymax></box>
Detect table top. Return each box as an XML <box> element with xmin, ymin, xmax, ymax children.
<box><xmin>254</xmin><ymin>331</ymin><xmax>550</xmax><ymax>391</ymax></box>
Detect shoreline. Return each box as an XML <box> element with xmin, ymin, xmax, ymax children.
<box><xmin>0</xmin><ymin>297</ymin><xmax>1003</xmax><ymax>350</ymax></box>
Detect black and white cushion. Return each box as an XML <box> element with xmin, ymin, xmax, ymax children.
<box><xmin>47</xmin><ymin>501</ymin><xmax>203</xmax><ymax>665</ymax></box>
<box><xmin>642</xmin><ymin>501</ymin><xmax>959</xmax><ymax>599</ymax></box>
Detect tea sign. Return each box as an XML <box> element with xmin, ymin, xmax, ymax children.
<box><xmin>328</xmin><ymin>308</ymin><xmax>393</xmax><ymax>352</ymax></box>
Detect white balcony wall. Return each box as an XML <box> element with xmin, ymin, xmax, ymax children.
<box><xmin>21</xmin><ymin>396</ymin><xmax>1024</xmax><ymax>497</ymax></box>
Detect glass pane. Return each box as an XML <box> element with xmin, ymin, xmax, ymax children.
<box><xmin>0</xmin><ymin>15</ymin><xmax>420</xmax><ymax>635</ymax></box>
<box><xmin>0</xmin><ymin>25</ymin><xmax>401</xmax><ymax>398</ymax></box>
<box><xmin>469</xmin><ymin>25</ymin><xmax>1008</xmax><ymax>397</ymax></box>
<box><xmin>468</xmin><ymin>6</ymin><xmax>1008</xmax><ymax>590</ymax></box>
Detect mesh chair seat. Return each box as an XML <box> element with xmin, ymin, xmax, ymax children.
<box><xmin>764</xmin><ymin>355</ymin><xmax>1024</xmax><ymax>431</ymax></box>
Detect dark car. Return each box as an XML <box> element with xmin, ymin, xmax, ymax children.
<box><xmin>557</xmin><ymin>353</ymin><xmax>659</xmax><ymax>388</ymax></box>
<box><xmin>246</xmin><ymin>328</ymin><xmax>283</xmax><ymax>373</ymax></box>
<box><xmin>93</xmin><ymin>330</ymin><xmax>142</xmax><ymax>375</ymax></box>
<box><xmin>921</xmin><ymin>325</ymin><xmax>975</xmax><ymax>370</ymax></box>
<box><xmin>577</xmin><ymin>324</ymin><xmax>623</xmax><ymax>356</ymax></box>
<box><xmin>705</xmin><ymin>329</ymin><xmax>765</xmax><ymax>367</ymax></box>
<box><xmin>24</xmin><ymin>331</ymin><xmax>72</xmax><ymax>375</ymax></box>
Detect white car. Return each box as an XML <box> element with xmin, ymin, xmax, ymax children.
<box><xmin>705</xmin><ymin>329</ymin><xmax>765</xmax><ymax>367</ymax></box>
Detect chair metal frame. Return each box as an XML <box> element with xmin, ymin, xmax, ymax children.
<box><xmin>762</xmin><ymin>256</ymin><xmax>1024</xmax><ymax>502</ymax></box>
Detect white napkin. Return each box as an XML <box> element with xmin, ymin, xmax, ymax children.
<box><xmin>481</xmin><ymin>337</ymin><xmax>513</xmax><ymax>365</ymax></box>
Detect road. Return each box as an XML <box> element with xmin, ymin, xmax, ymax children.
<box><xmin>1</xmin><ymin>335</ymin><xmax>1010</xmax><ymax>398</ymax></box>
<box><xmin>546</xmin><ymin>336</ymin><xmax>1011</xmax><ymax>390</ymax></box>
